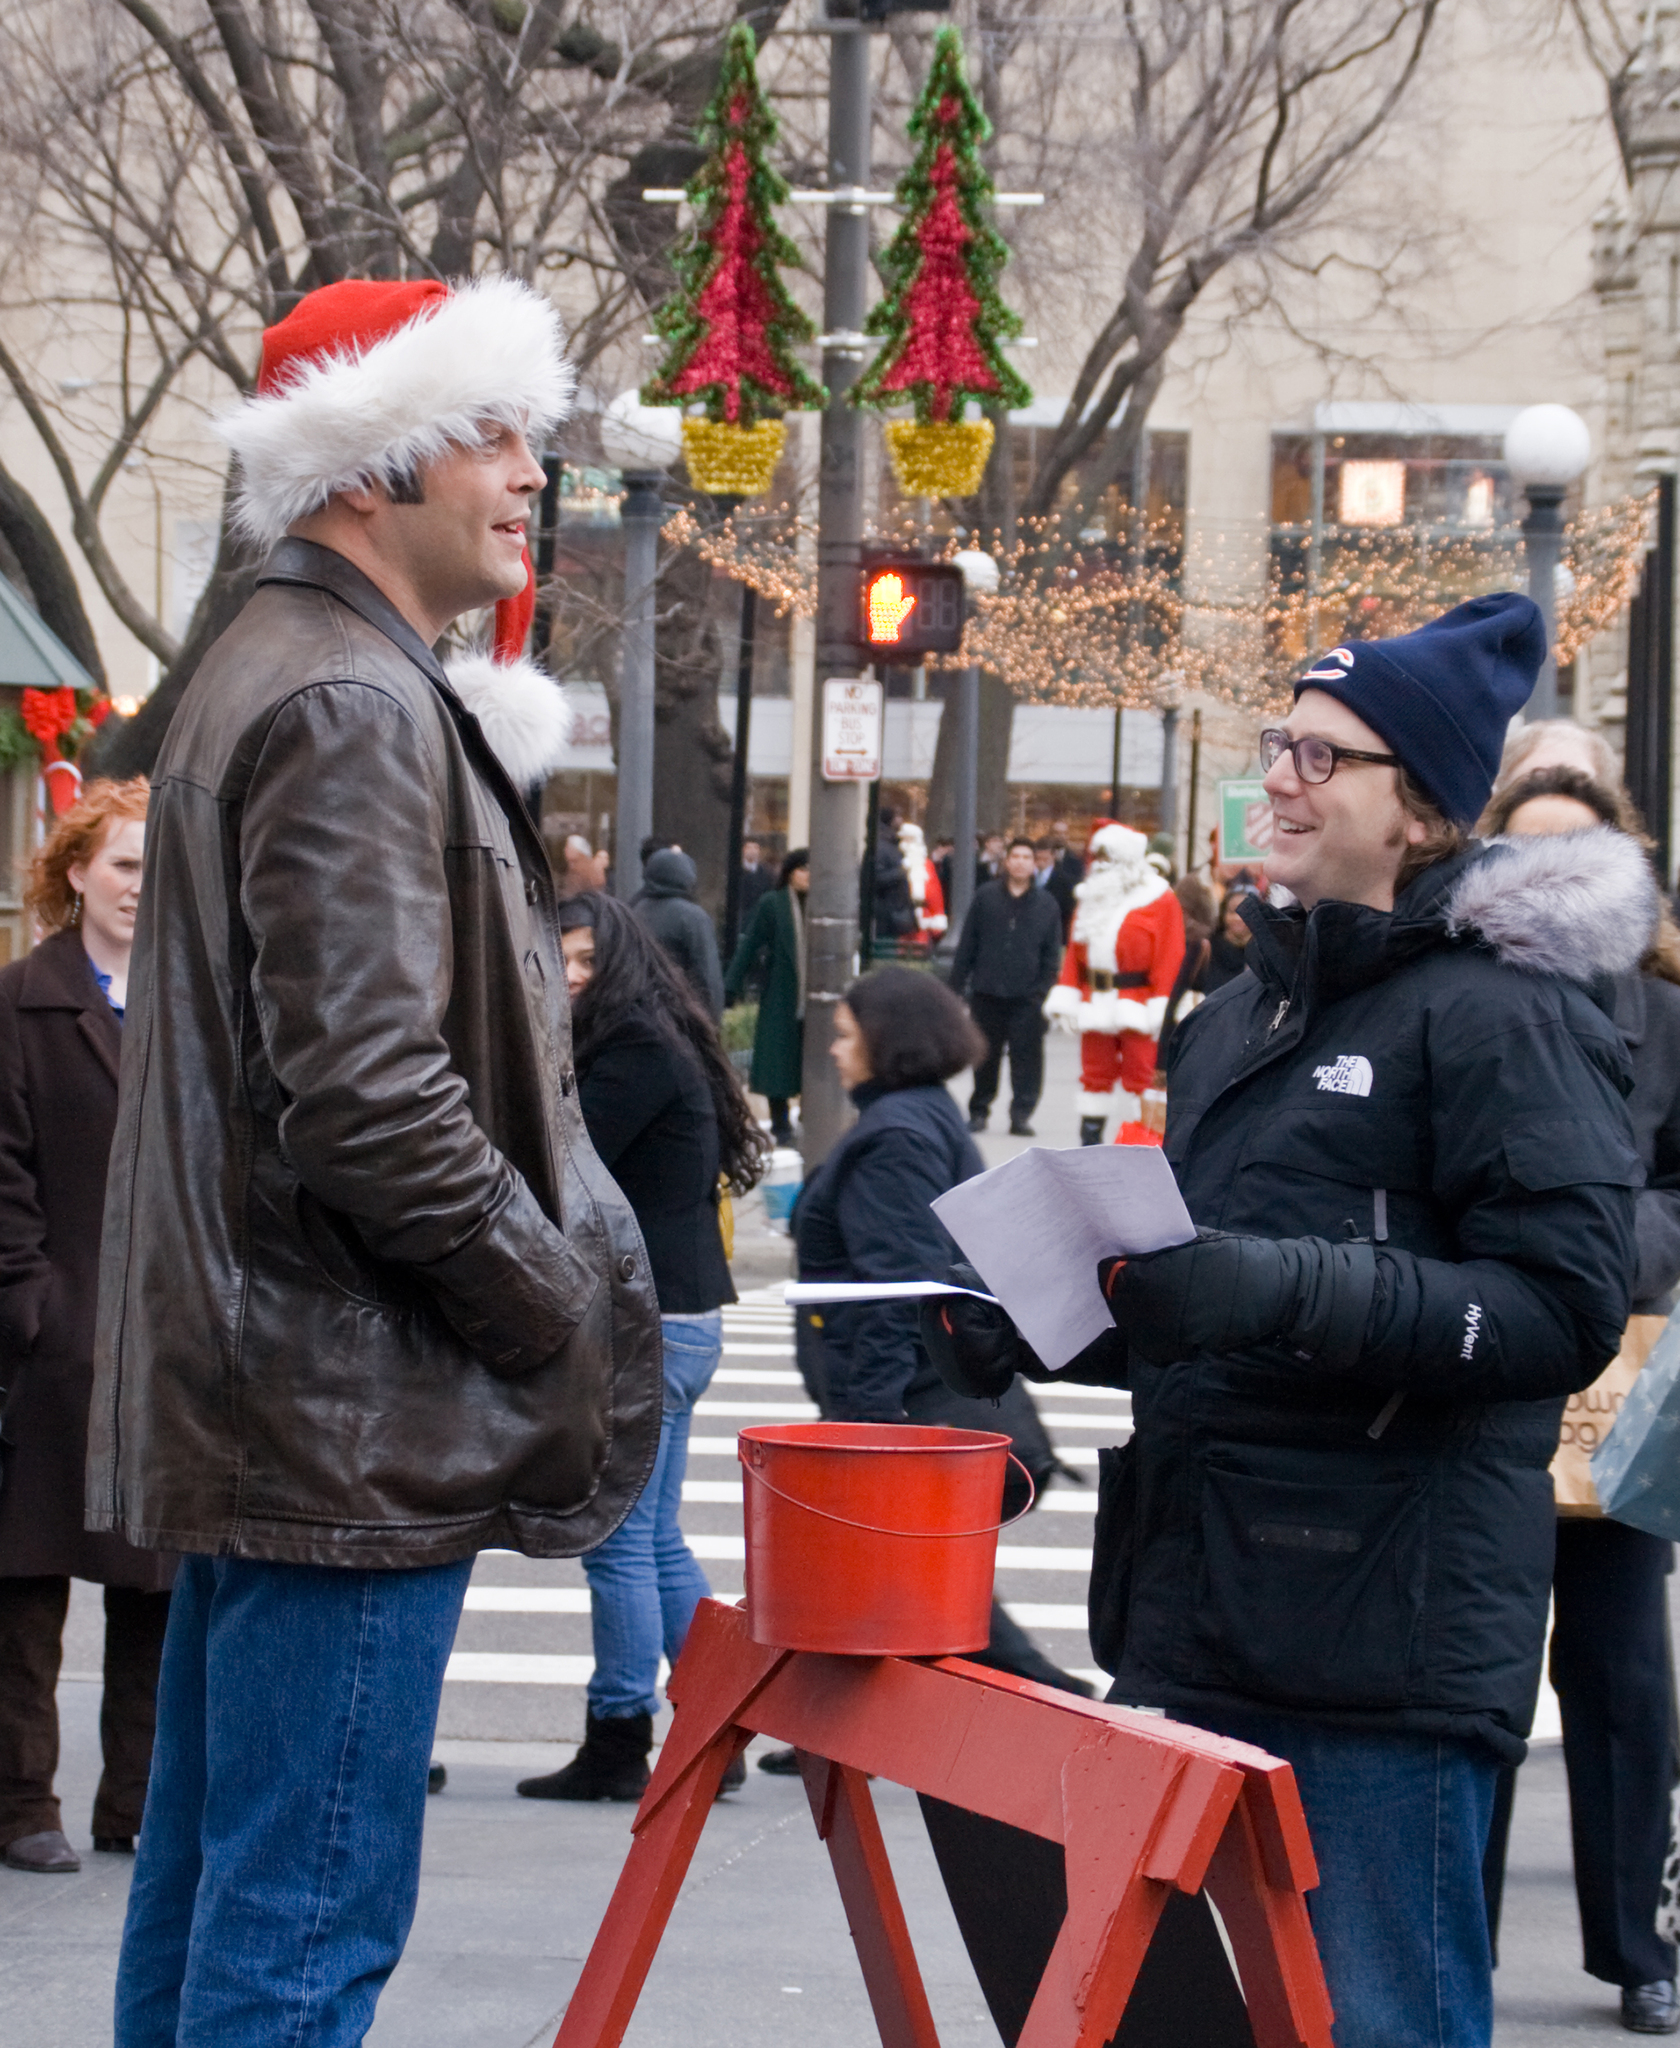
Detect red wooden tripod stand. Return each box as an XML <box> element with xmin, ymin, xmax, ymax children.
<box><xmin>554</xmin><ymin>1599</ymin><xmax>1334</xmax><ymax>2048</ymax></box>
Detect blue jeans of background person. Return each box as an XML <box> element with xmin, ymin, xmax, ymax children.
<box><xmin>1187</xmin><ymin>1706</ymin><xmax>1499</xmax><ymax>2048</ymax></box>
<box><xmin>584</xmin><ymin>1310</ymin><xmax>722</xmax><ymax>1718</ymax></box>
<box><xmin>113</xmin><ymin>1551</ymin><xmax>472</xmax><ymax>2048</ymax></box>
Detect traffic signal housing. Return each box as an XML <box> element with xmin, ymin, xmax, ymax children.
<box><xmin>858</xmin><ymin>556</ymin><xmax>965</xmax><ymax>662</ymax></box>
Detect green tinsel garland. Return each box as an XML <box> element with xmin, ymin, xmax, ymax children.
<box><xmin>0</xmin><ymin>706</ymin><xmax>37</xmax><ymax>772</ymax></box>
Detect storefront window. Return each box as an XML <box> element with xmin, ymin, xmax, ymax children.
<box><xmin>1268</xmin><ymin>431</ymin><xmax>1533</xmax><ymax>660</ymax></box>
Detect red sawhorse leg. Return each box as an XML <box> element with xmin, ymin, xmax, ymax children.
<box><xmin>552</xmin><ymin>1599</ymin><xmax>1334</xmax><ymax>2048</ymax></box>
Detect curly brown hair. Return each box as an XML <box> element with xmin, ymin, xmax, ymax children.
<box><xmin>24</xmin><ymin>776</ymin><xmax>150</xmax><ymax>933</ymax></box>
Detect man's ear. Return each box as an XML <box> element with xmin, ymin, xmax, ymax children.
<box><xmin>334</xmin><ymin>479</ymin><xmax>382</xmax><ymax>517</ymax></box>
<box><xmin>1404</xmin><ymin>812</ymin><xmax>1430</xmax><ymax>846</ymax></box>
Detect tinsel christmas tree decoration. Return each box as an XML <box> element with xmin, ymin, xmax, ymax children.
<box><xmin>641</xmin><ymin>22</ymin><xmax>824</xmax><ymax>500</ymax></box>
<box><xmin>852</xmin><ymin>26</ymin><xmax>1031</xmax><ymax>499</ymax></box>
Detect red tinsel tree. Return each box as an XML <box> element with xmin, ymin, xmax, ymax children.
<box><xmin>641</xmin><ymin>23</ymin><xmax>823</xmax><ymax>426</ymax></box>
<box><xmin>852</xmin><ymin>27</ymin><xmax>1031</xmax><ymax>424</ymax></box>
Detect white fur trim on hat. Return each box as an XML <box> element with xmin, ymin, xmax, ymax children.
<box><xmin>444</xmin><ymin>652</ymin><xmax>574</xmax><ymax>787</ymax></box>
<box><xmin>220</xmin><ymin>276</ymin><xmax>574</xmax><ymax>548</ymax></box>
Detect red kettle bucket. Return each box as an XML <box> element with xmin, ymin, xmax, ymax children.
<box><xmin>738</xmin><ymin>1421</ymin><xmax>1023</xmax><ymax>1656</ymax></box>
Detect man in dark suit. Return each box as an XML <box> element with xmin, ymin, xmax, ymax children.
<box><xmin>738</xmin><ymin>839</ymin><xmax>774</xmax><ymax>923</ymax></box>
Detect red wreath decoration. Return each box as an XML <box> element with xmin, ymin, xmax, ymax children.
<box><xmin>22</xmin><ymin>686</ymin><xmax>79</xmax><ymax>762</ymax></box>
<box><xmin>21</xmin><ymin>686</ymin><xmax>110</xmax><ymax>812</ymax></box>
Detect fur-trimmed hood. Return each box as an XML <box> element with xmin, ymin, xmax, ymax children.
<box><xmin>445</xmin><ymin>653</ymin><xmax>574</xmax><ymax>789</ymax></box>
<box><xmin>1445</xmin><ymin>827</ymin><xmax>1657</xmax><ymax>983</ymax></box>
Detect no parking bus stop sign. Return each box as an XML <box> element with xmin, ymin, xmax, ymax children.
<box><xmin>822</xmin><ymin>678</ymin><xmax>883</xmax><ymax>782</ymax></box>
<box><xmin>1218</xmin><ymin>779</ymin><xmax>1273</xmax><ymax>864</ymax></box>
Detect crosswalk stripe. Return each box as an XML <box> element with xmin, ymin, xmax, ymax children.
<box><xmin>461</xmin><ymin>1586</ymin><xmax>1094</xmax><ymax>1633</ymax></box>
<box><xmin>711</xmin><ymin>1367</ymin><xmax>805</xmax><ymax>1386</ymax></box>
<box><xmin>696</xmin><ymin>1398</ymin><xmax>819</xmax><ymax>1418</ymax></box>
<box><xmin>445</xmin><ymin>1651</ymin><xmax>1109</xmax><ymax>1690</ymax></box>
<box><xmin>678</xmin><ymin>1477</ymin><xmax>1096</xmax><ymax>1513</ymax></box>
<box><xmin>680</xmin><ymin>1436</ymin><xmax>1112</xmax><ymax>1465</ymax></box>
<box><xmin>720</xmin><ymin>1342</ymin><xmax>797</xmax><ymax>1356</ymax></box>
<box><xmin>445</xmin><ymin>1652</ymin><xmax>599</xmax><ymax>1685</ymax></box>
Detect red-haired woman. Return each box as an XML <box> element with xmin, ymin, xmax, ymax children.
<box><xmin>0</xmin><ymin>776</ymin><xmax>173</xmax><ymax>1875</ymax></box>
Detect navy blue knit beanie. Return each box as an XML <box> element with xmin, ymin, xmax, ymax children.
<box><xmin>1293</xmin><ymin>592</ymin><xmax>1545</xmax><ymax>824</ymax></box>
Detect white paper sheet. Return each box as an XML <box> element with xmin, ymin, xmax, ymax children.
<box><xmin>931</xmin><ymin>1145</ymin><xmax>1195</xmax><ymax>1369</ymax></box>
<box><xmin>785</xmin><ymin>1280</ymin><xmax>999</xmax><ymax>1305</ymax></box>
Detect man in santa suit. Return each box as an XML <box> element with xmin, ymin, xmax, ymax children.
<box><xmin>898</xmin><ymin>818</ymin><xmax>948</xmax><ymax>940</ymax></box>
<box><xmin>1043</xmin><ymin>822</ymin><xmax>1186</xmax><ymax>1144</ymax></box>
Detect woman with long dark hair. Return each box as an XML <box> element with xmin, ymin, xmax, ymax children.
<box><xmin>517</xmin><ymin>894</ymin><xmax>768</xmax><ymax>1805</ymax></box>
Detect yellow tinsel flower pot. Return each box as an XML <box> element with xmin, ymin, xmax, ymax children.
<box><xmin>681</xmin><ymin>419</ymin><xmax>787</xmax><ymax>498</ymax></box>
<box><xmin>884</xmin><ymin>418</ymin><xmax>995</xmax><ymax>498</ymax></box>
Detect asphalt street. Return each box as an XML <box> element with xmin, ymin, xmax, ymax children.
<box><xmin>0</xmin><ymin>1034</ymin><xmax>1658</xmax><ymax>2043</ymax></box>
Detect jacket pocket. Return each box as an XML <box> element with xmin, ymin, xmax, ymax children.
<box><xmin>1195</xmin><ymin>1453</ymin><xmax>1427</xmax><ymax>1709</ymax></box>
<box><xmin>1088</xmin><ymin>1440</ymin><xmax>1138</xmax><ymax>1675</ymax></box>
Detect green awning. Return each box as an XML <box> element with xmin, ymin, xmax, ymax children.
<box><xmin>0</xmin><ymin>574</ymin><xmax>95</xmax><ymax>691</ymax></box>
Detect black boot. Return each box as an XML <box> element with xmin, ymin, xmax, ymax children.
<box><xmin>517</xmin><ymin>1712</ymin><xmax>653</xmax><ymax>1802</ymax></box>
<box><xmin>1078</xmin><ymin>1116</ymin><xmax>1106</xmax><ymax>1147</ymax></box>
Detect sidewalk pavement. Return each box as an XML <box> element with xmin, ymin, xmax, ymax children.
<box><xmin>0</xmin><ymin>1674</ymin><xmax>1641</xmax><ymax>2048</ymax></box>
<box><xmin>1</xmin><ymin>1033</ymin><xmax>1661</xmax><ymax>2043</ymax></box>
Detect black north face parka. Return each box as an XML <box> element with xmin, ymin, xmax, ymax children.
<box><xmin>1081</xmin><ymin>830</ymin><xmax>1649</xmax><ymax>1762</ymax></box>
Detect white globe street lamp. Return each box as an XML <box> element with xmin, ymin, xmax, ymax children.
<box><xmin>599</xmin><ymin>392</ymin><xmax>681</xmax><ymax>898</ymax></box>
<box><xmin>1503</xmin><ymin>405</ymin><xmax>1591</xmax><ymax>720</ymax></box>
<box><xmin>598</xmin><ymin>391</ymin><xmax>683</xmax><ymax>475</ymax></box>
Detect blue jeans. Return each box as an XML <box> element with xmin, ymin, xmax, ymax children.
<box><xmin>1189</xmin><ymin>1707</ymin><xmax>1499</xmax><ymax>2048</ymax></box>
<box><xmin>583</xmin><ymin>1310</ymin><xmax>721</xmax><ymax>1718</ymax></box>
<box><xmin>113</xmin><ymin>1551</ymin><xmax>472</xmax><ymax>2048</ymax></box>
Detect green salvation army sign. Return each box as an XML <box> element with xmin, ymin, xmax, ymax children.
<box><xmin>1217</xmin><ymin>780</ymin><xmax>1273</xmax><ymax>864</ymax></box>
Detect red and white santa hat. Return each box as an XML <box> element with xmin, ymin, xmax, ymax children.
<box><xmin>219</xmin><ymin>275</ymin><xmax>577</xmax><ymax>785</ymax></box>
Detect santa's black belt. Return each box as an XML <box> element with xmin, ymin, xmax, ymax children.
<box><xmin>1089</xmin><ymin>971</ymin><xmax>1149</xmax><ymax>991</ymax></box>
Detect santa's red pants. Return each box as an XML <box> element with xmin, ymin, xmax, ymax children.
<box><xmin>1078</xmin><ymin>1029</ymin><xmax>1157</xmax><ymax>1111</ymax></box>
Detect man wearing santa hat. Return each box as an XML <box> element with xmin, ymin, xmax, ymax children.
<box><xmin>88</xmin><ymin>276</ymin><xmax>662</xmax><ymax>2047</ymax></box>
<box><xmin>1043</xmin><ymin>821</ymin><xmax>1186</xmax><ymax>1144</ymax></box>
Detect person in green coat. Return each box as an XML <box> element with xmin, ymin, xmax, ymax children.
<box><xmin>723</xmin><ymin>849</ymin><xmax>807</xmax><ymax>1145</ymax></box>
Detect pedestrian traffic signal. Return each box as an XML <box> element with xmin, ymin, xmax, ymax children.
<box><xmin>858</xmin><ymin>557</ymin><xmax>965</xmax><ymax>660</ymax></box>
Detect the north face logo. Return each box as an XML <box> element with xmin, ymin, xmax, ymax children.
<box><xmin>1314</xmin><ymin>1055</ymin><xmax>1373</xmax><ymax>1097</ymax></box>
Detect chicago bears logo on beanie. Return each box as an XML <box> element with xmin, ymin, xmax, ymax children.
<box><xmin>1294</xmin><ymin>592</ymin><xmax>1546</xmax><ymax>825</ymax></box>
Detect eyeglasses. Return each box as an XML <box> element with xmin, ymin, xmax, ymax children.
<box><xmin>1259</xmin><ymin>729</ymin><xmax>1399</xmax><ymax>785</ymax></box>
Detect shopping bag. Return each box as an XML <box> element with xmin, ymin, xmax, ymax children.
<box><xmin>1589</xmin><ymin>1305</ymin><xmax>1680</xmax><ymax>1538</ymax></box>
<box><xmin>1551</xmin><ymin>1313</ymin><xmax>1668</xmax><ymax>1514</ymax></box>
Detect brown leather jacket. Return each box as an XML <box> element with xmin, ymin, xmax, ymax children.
<box><xmin>88</xmin><ymin>540</ymin><xmax>663</xmax><ymax>1566</ymax></box>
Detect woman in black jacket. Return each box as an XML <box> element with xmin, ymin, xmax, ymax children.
<box><xmin>0</xmin><ymin>778</ymin><xmax>172</xmax><ymax>1876</ymax></box>
<box><xmin>754</xmin><ymin>966</ymin><xmax>1083</xmax><ymax>1791</ymax></box>
<box><xmin>516</xmin><ymin>896</ymin><xmax>768</xmax><ymax>1805</ymax></box>
<box><xmin>1479</xmin><ymin>764</ymin><xmax>1680</xmax><ymax>2033</ymax></box>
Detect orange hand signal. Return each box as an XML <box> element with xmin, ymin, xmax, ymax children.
<box><xmin>867</xmin><ymin>571</ymin><xmax>917</xmax><ymax>643</ymax></box>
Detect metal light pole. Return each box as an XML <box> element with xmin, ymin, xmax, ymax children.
<box><xmin>946</xmin><ymin>548</ymin><xmax>999</xmax><ymax>947</ymax></box>
<box><xmin>600</xmin><ymin>393</ymin><xmax>682</xmax><ymax>899</ymax></box>
<box><xmin>723</xmin><ymin>575</ymin><xmax>757</xmax><ymax>959</ymax></box>
<box><xmin>800</xmin><ymin>1</ymin><xmax>874</xmax><ymax>1168</ymax></box>
<box><xmin>1503</xmin><ymin>405</ymin><xmax>1591</xmax><ymax>724</ymax></box>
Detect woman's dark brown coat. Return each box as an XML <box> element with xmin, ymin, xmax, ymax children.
<box><xmin>0</xmin><ymin>928</ymin><xmax>171</xmax><ymax>1588</ymax></box>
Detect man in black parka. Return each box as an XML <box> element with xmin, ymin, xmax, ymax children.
<box><xmin>927</xmin><ymin>594</ymin><xmax>1650</xmax><ymax>2048</ymax></box>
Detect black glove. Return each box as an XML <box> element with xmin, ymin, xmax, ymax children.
<box><xmin>1098</xmin><ymin>1229</ymin><xmax>1378</xmax><ymax>1369</ymax></box>
<box><xmin>919</xmin><ymin>1261</ymin><xmax>1031</xmax><ymax>1400</ymax></box>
